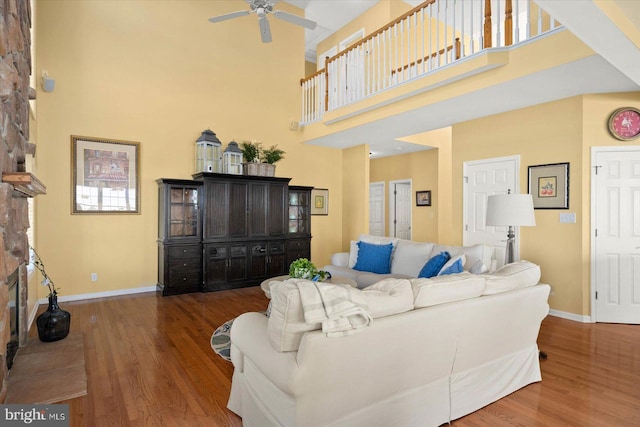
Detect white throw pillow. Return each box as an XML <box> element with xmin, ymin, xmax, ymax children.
<box><xmin>390</xmin><ymin>240</ymin><xmax>435</xmax><ymax>276</ymax></box>
<box><xmin>267</xmin><ymin>281</ymin><xmax>321</xmax><ymax>352</ymax></box>
<box><xmin>411</xmin><ymin>273</ymin><xmax>486</xmax><ymax>308</ymax></box>
<box><xmin>362</xmin><ymin>278</ymin><xmax>414</xmax><ymax>318</ymax></box>
<box><xmin>429</xmin><ymin>244</ymin><xmax>492</xmax><ymax>271</ymax></box>
<box><xmin>348</xmin><ymin>240</ymin><xmax>359</xmax><ymax>268</ymax></box>
<box><xmin>437</xmin><ymin>254</ymin><xmax>466</xmax><ymax>276</ymax></box>
<box><xmin>483</xmin><ymin>261</ymin><xmax>541</xmax><ymax>295</ymax></box>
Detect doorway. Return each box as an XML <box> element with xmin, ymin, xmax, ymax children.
<box><xmin>463</xmin><ymin>156</ymin><xmax>519</xmax><ymax>267</ymax></box>
<box><xmin>591</xmin><ymin>146</ymin><xmax>640</xmax><ymax>324</ymax></box>
<box><xmin>369</xmin><ymin>182</ymin><xmax>385</xmax><ymax>236</ymax></box>
<box><xmin>389</xmin><ymin>180</ymin><xmax>412</xmax><ymax>239</ymax></box>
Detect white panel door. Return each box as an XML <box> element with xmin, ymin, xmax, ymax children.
<box><xmin>390</xmin><ymin>181</ymin><xmax>412</xmax><ymax>240</ymax></box>
<box><xmin>593</xmin><ymin>148</ymin><xmax>640</xmax><ymax>324</ymax></box>
<box><xmin>463</xmin><ymin>156</ymin><xmax>519</xmax><ymax>267</ymax></box>
<box><xmin>369</xmin><ymin>182</ymin><xmax>385</xmax><ymax>236</ymax></box>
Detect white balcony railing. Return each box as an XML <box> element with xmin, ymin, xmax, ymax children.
<box><xmin>300</xmin><ymin>0</ymin><xmax>561</xmax><ymax>125</ymax></box>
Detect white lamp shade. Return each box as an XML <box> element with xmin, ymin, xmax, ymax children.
<box><xmin>486</xmin><ymin>194</ymin><xmax>536</xmax><ymax>226</ymax></box>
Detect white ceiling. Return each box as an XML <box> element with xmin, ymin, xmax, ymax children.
<box><xmin>283</xmin><ymin>0</ymin><xmax>640</xmax><ymax>158</ymax></box>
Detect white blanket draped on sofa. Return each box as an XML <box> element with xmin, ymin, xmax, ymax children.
<box><xmin>293</xmin><ymin>279</ymin><xmax>372</xmax><ymax>337</ymax></box>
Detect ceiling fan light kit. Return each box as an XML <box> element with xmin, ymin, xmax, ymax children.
<box><xmin>208</xmin><ymin>0</ymin><xmax>317</xmax><ymax>43</ymax></box>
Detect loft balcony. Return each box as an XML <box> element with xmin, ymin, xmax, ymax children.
<box><xmin>300</xmin><ymin>0</ymin><xmax>563</xmax><ymax>127</ymax></box>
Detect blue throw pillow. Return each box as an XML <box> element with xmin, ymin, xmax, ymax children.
<box><xmin>439</xmin><ymin>256</ymin><xmax>464</xmax><ymax>275</ymax></box>
<box><xmin>353</xmin><ymin>241</ymin><xmax>393</xmax><ymax>274</ymax></box>
<box><xmin>418</xmin><ymin>251</ymin><xmax>451</xmax><ymax>278</ymax></box>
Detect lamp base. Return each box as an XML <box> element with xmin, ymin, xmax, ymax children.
<box><xmin>505</xmin><ymin>226</ymin><xmax>516</xmax><ymax>265</ymax></box>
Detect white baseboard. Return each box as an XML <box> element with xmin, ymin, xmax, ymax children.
<box><xmin>36</xmin><ymin>285</ymin><xmax>157</xmax><ymax>306</ymax></box>
<box><xmin>548</xmin><ymin>308</ymin><xmax>592</xmax><ymax>323</ymax></box>
<box><xmin>26</xmin><ymin>285</ymin><xmax>157</xmax><ymax>337</ymax></box>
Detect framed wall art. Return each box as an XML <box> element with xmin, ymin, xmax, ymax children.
<box><xmin>528</xmin><ymin>162</ymin><xmax>569</xmax><ymax>209</ymax></box>
<box><xmin>416</xmin><ymin>190</ymin><xmax>431</xmax><ymax>206</ymax></box>
<box><xmin>311</xmin><ymin>188</ymin><xmax>329</xmax><ymax>215</ymax></box>
<box><xmin>71</xmin><ymin>135</ymin><xmax>140</xmax><ymax>214</ymax></box>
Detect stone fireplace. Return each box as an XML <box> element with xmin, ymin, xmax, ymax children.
<box><xmin>0</xmin><ymin>0</ymin><xmax>36</xmax><ymax>403</ymax></box>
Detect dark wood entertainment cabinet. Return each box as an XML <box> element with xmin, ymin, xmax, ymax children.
<box><xmin>157</xmin><ymin>173</ymin><xmax>312</xmax><ymax>296</ymax></box>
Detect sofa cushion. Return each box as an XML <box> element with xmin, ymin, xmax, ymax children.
<box><xmin>390</xmin><ymin>240</ymin><xmax>435</xmax><ymax>277</ymax></box>
<box><xmin>438</xmin><ymin>254</ymin><xmax>466</xmax><ymax>276</ymax></box>
<box><xmin>355</xmin><ymin>272</ymin><xmax>413</xmax><ymax>289</ymax></box>
<box><xmin>430</xmin><ymin>244</ymin><xmax>492</xmax><ymax>271</ymax></box>
<box><xmin>411</xmin><ymin>273</ymin><xmax>486</xmax><ymax>308</ymax></box>
<box><xmin>361</xmin><ymin>278</ymin><xmax>414</xmax><ymax>318</ymax></box>
<box><xmin>418</xmin><ymin>251</ymin><xmax>450</xmax><ymax>278</ymax></box>
<box><xmin>349</xmin><ymin>235</ymin><xmax>400</xmax><ymax>268</ymax></box>
<box><xmin>353</xmin><ymin>241</ymin><xmax>394</xmax><ymax>274</ymax></box>
<box><xmin>267</xmin><ymin>280</ymin><xmax>321</xmax><ymax>352</ymax></box>
<box><xmin>483</xmin><ymin>261</ymin><xmax>541</xmax><ymax>295</ymax></box>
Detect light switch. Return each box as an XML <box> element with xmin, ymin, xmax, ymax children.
<box><xmin>559</xmin><ymin>213</ymin><xmax>576</xmax><ymax>223</ymax></box>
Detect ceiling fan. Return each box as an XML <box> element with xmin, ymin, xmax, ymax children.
<box><xmin>208</xmin><ymin>0</ymin><xmax>317</xmax><ymax>43</ymax></box>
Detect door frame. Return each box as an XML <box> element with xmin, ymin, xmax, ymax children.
<box><xmin>590</xmin><ymin>145</ymin><xmax>640</xmax><ymax>323</ymax></box>
<box><xmin>462</xmin><ymin>155</ymin><xmax>520</xmax><ymax>260</ymax></box>
<box><xmin>369</xmin><ymin>181</ymin><xmax>385</xmax><ymax>236</ymax></box>
<box><xmin>388</xmin><ymin>179</ymin><xmax>412</xmax><ymax>239</ymax></box>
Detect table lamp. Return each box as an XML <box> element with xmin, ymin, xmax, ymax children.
<box><xmin>485</xmin><ymin>192</ymin><xmax>536</xmax><ymax>265</ymax></box>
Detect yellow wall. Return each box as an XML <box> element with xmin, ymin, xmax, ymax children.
<box><xmin>452</xmin><ymin>93</ymin><xmax>640</xmax><ymax>316</ymax></box>
<box><xmin>341</xmin><ymin>145</ymin><xmax>369</xmax><ymax>251</ymax></box>
<box><xmin>316</xmin><ymin>0</ymin><xmax>412</xmax><ymax>64</ymax></box>
<box><xmin>34</xmin><ymin>0</ymin><xmax>343</xmax><ymax>298</ymax></box>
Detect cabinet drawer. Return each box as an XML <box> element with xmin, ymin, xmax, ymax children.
<box><xmin>207</xmin><ymin>246</ymin><xmax>228</xmax><ymax>259</ymax></box>
<box><xmin>167</xmin><ymin>268</ymin><xmax>201</xmax><ymax>286</ymax></box>
<box><xmin>251</xmin><ymin>244</ymin><xmax>267</xmax><ymax>255</ymax></box>
<box><xmin>231</xmin><ymin>246</ymin><xmax>247</xmax><ymax>257</ymax></box>
<box><xmin>168</xmin><ymin>257</ymin><xmax>201</xmax><ymax>272</ymax></box>
<box><xmin>168</xmin><ymin>245</ymin><xmax>201</xmax><ymax>259</ymax></box>
<box><xmin>287</xmin><ymin>239</ymin><xmax>309</xmax><ymax>250</ymax></box>
<box><xmin>269</xmin><ymin>243</ymin><xmax>285</xmax><ymax>255</ymax></box>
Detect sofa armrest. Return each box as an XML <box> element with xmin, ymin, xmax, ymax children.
<box><xmin>230</xmin><ymin>312</ymin><xmax>299</xmax><ymax>394</ymax></box>
<box><xmin>330</xmin><ymin>252</ymin><xmax>349</xmax><ymax>267</ymax></box>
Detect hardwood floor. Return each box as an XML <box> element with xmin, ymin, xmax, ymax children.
<box><xmin>27</xmin><ymin>286</ymin><xmax>639</xmax><ymax>426</ymax></box>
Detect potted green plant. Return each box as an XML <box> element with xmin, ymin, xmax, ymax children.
<box><xmin>260</xmin><ymin>145</ymin><xmax>285</xmax><ymax>177</ymax></box>
<box><xmin>240</xmin><ymin>140</ymin><xmax>262</xmax><ymax>175</ymax></box>
<box><xmin>289</xmin><ymin>258</ymin><xmax>330</xmax><ymax>281</ymax></box>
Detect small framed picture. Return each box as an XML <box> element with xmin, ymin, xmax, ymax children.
<box><xmin>71</xmin><ymin>135</ymin><xmax>140</xmax><ymax>214</ymax></box>
<box><xmin>528</xmin><ymin>162</ymin><xmax>569</xmax><ymax>209</ymax></box>
<box><xmin>311</xmin><ymin>188</ymin><xmax>329</xmax><ymax>215</ymax></box>
<box><xmin>416</xmin><ymin>190</ymin><xmax>431</xmax><ymax>206</ymax></box>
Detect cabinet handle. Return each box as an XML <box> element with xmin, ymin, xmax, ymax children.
<box><xmin>183</xmin><ymin>277</ymin><xmax>187</xmax><ymax>281</ymax></box>
<box><xmin>183</xmin><ymin>249</ymin><xmax>187</xmax><ymax>253</ymax></box>
<box><xmin>183</xmin><ymin>263</ymin><xmax>187</xmax><ymax>267</ymax></box>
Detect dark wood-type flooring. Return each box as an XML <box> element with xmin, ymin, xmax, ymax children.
<box><xmin>25</xmin><ymin>286</ymin><xmax>639</xmax><ymax>426</ymax></box>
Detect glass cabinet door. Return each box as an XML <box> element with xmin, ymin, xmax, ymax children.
<box><xmin>169</xmin><ymin>187</ymin><xmax>199</xmax><ymax>237</ymax></box>
<box><xmin>288</xmin><ymin>190</ymin><xmax>309</xmax><ymax>235</ymax></box>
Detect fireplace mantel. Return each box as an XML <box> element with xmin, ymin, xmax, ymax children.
<box><xmin>2</xmin><ymin>172</ymin><xmax>47</xmax><ymax>197</ymax></box>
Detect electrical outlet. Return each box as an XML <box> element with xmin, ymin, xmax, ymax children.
<box><xmin>91</xmin><ymin>273</ymin><xmax>98</xmax><ymax>282</ymax></box>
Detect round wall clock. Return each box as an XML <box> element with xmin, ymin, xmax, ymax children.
<box><xmin>608</xmin><ymin>107</ymin><xmax>640</xmax><ymax>141</ymax></box>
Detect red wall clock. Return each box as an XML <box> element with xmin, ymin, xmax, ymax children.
<box><xmin>608</xmin><ymin>107</ymin><xmax>640</xmax><ymax>141</ymax></box>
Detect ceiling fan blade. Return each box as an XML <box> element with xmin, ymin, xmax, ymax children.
<box><xmin>208</xmin><ymin>10</ymin><xmax>251</xmax><ymax>23</ymax></box>
<box><xmin>259</xmin><ymin>15</ymin><xmax>272</xmax><ymax>43</ymax></box>
<box><xmin>272</xmin><ymin>10</ymin><xmax>317</xmax><ymax>30</ymax></box>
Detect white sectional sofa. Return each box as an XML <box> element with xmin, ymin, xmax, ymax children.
<box><xmin>227</xmin><ymin>261</ymin><xmax>549</xmax><ymax>427</ymax></box>
<box><xmin>324</xmin><ymin>234</ymin><xmax>499</xmax><ymax>288</ymax></box>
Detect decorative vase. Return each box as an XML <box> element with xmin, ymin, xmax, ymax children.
<box><xmin>36</xmin><ymin>295</ymin><xmax>71</xmax><ymax>342</ymax></box>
